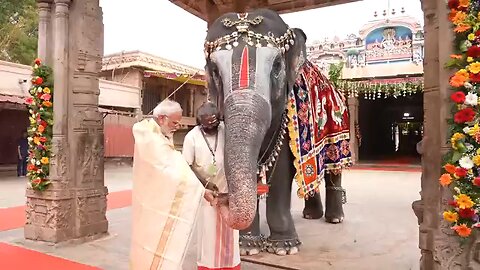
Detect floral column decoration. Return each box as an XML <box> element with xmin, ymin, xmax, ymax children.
<box><xmin>441</xmin><ymin>0</ymin><xmax>480</xmax><ymax>239</ymax></box>
<box><xmin>25</xmin><ymin>58</ymin><xmax>54</xmax><ymax>191</ymax></box>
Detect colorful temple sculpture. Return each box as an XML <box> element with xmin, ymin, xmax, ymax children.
<box><xmin>306</xmin><ymin>11</ymin><xmax>424</xmax><ymax>163</ymax></box>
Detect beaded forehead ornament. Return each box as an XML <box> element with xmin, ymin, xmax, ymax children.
<box><xmin>204</xmin><ymin>13</ymin><xmax>296</xmax><ymax>59</ymax></box>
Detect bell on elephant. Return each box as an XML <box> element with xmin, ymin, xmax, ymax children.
<box><xmin>205</xmin><ymin>8</ymin><xmax>352</xmax><ymax>257</ymax></box>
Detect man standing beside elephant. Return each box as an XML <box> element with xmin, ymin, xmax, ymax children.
<box><xmin>183</xmin><ymin>102</ymin><xmax>241</xmax><ymax>270</ymax></box>
<box><xmin>130</xmin><ymin>99</ymin><xmax>218</xmax><ymax>270</ymax></box>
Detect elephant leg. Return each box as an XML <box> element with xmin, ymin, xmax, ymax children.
<box><xmin>302</xmin><ymin>192</ymin><xmax>323</xmax><ymax>220</ymax></box>
<box><xmin>324</xmin><ymin>172</ymin><xmax>345</xmax><ymax>224</ymax></box>
<box><xmin>265</xmin><ymin>137</ymin><xmax>301</xmax><ymax>256</ymax></box>
<box><xmin>239</xmin><ymin>200</ymin><xmax>264</xmax><ymax>256</ymax></box>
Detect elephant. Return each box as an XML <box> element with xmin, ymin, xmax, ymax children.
<box><xmin>204</xmin><ymin>9</ymin><xmax>352</xmax><ymax>256</ymax></box>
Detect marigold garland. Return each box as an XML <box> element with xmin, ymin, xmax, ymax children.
<box><xmin>442</xmin><ymin>0</ymin><xmax>480</xmax><ymax>239</ymax></box>
<box><xmin>25</xmin><ymin>58</ymin><xmax>54</xmax><ymax>191</ymax></box>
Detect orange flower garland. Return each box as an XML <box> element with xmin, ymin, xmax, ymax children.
<box><xmin>25</xmin><ymin>58</ymin><xmax>53</xmax><ymax>191</ymax></box>
<box><xmin>442</xmin><ymin>0</ymin><xmax>480</xmax><ymax>239</ymax></box>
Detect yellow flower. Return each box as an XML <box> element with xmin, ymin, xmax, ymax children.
<box><xmin>473</xmin><ymin>155</ymin><xmax>480</xmax><ymax>166</ymax></box>
<box><xmin>443</xmin><ymin>211</ymin><xmax>459</xmax><ymax>223</ymax></box>
<box><xmin>43</xmin><ymin>87</ymin><xmax>50</xmax><ymax>94</ymax></box>
<box><xmin>468</xmin><ymin>33</ymin><xmax>476</xmax><ymax>41</ymax></box>
<box><xmin>450</xmin><ymin>132</ymin><xmax>465</xmax><ymax>149</ymax></box>
<box><xmin>33</xmin><ymin>137</ymin><xmax>40</xmax><ymax>145</ymax></box>
<box><xmin>451</xmin><ymin>133</ymin><xmax>466</xmax><ymax>149</ymax></box>
<box><xmin>456</xmin><ymin>69</ymin><xmax>469</xmax><ymax>77</ymax></box>
<box><xmin>469</xmin><ymin>62</ymin><xmax>480</xmax><ymax>74</ymax></box>
<box><xmin>452</xmin><ymin>133</ymin><xmax>466</xmax><ymax>140</ymax></box>
<box><xmin>456</xmin><ymin>194</ymin><xmax>475</xmax><ymax>209</ymax></box>
<box><xmin>40</xmin><ymin>157</ymin><xmax>49</xmax><ymax>165</ymax></box>
<box><xmin>467</xmin><ymin>124</ymin><xmax>480</xmax><ymax>136</ymax></box>
<box><xmin>467</xmin><ymin>56</ymin><xmax>474</xmax><ymax>63</ymax></box>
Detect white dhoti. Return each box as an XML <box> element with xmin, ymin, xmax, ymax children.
<box><xmin>196</xmin><ymin>199</ymin><xmax>240</xmax><ymax>270</ymax></box>
<box><xmin>183</xmin><ymin>123</ymin><xmax>241</xmax><ymax>270</ymax></box>
<box><xmin>130</xmin><ymin>118</ymin><xmax>204</xmax><ymax>270</ymax></box>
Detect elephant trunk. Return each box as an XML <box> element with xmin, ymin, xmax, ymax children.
<box><xmin>219</xmin><ymin>91</ymin><xmax>271</xmax><ymax>230</ymax></box>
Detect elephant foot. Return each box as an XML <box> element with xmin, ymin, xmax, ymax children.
<box><xmin>325</xmin><ymin>186</ymin><xmax>345</xmax><ymax>224</ymax></box>
<box><xmin>303</xmin><ymin>193</ymin><xmax>323</xmax><ymax>220</ymax></box>
<box><xmin>240</xmin><ymin>247</ymin><xmax>261</xmax><ymax>256</ymax></box>
<box><xmin>325</xmin><ymin>216</ymin><xmax>344</xmax><ymax>224</ymax></box>
<box><xmin>302</xmin><ymin>207</ymin><xmax>323</xmax><ymax>220</ymax></box>
<box><xmin>265</xmin><ymin>238</ymin><xmax>301</xmax><ymax>256</ymax></box>
<box><xmin>239</xmin><ymin>233</ymin><xmax>266</xmax><ymax>256</ymax></box>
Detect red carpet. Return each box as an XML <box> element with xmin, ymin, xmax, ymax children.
<box><xmin>0</xmin><ymin>242</ymin><xmax>100</xmax><ymax>270</ymax></box>
<box><xmin>0</xmin><ymin>190</ymin><xmax>132</xmax><ymax>232</ymax></box>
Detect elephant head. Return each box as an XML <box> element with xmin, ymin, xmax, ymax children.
<box><xmin>204</xmin><ymin>9</ymin><xmax>307</xmax><ymax>230</ymax></box>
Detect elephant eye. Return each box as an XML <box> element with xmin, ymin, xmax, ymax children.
<box><xmin>271</xmin><ymin>56</ymin><xmax>283</xmax><ymax>79</ymax></box>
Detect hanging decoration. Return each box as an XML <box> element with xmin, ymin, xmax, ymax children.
<box><xmin>337</xmin><ymin>78</ymin><xmax>423</xmax><ymax>100</ymax></box>
<box><xmin>25</xmin><ymin>58</ymin><xmax>54</xmax><ymax>191</ymax></box>
<box><xmin>440</xmin><ymin>0</ymin><xmax>480</xmax><ymax>240</ymax></box>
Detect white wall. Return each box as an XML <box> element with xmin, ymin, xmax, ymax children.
<box><xmin>0</xmin><ymin>60</ymin><xmax>140</xmax><ymax>109</ymax></box>
<box><xmin>99</xmin><ymin>79</ymin><xmax>140</xmax><ymax>109</ymax></box>
<box><xmin>0</xmin><ymin>60</ymin><xmax>32</xmax><ymax>97</ymax></box>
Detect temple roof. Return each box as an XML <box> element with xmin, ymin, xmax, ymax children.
<box><xmin>102</xmin><ymin>51</ymin><xmax>204</xmax><ymax>75</ymax></box>
<box><xmin>168</xmin><ymin>0</ymin><xmax>361</xmax><ymax>21</ymax></box>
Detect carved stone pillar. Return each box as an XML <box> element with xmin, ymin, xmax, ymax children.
<box><xmin>347</xmin><ymin>97</ymin><xmax>359</xmax><ymax>164</ymax></box>
<box><xmin>37</xmin><ymin>1</ymin><xmax>52</xmax><ymax>62</ymax></box>
<box><xmin>26</xmin><ymin>0</ymin><xmax>108</xmax><ymax>243</ymax></box>
<box><xmin>418</xmin><ymin>0</ymin><xmax>480</xmax><ymax>268</ymax></box>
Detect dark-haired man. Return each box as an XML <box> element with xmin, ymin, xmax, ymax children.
<box><xmin>17</xmin><ymin>132</ymin><xmax>28</xmax><ymax>177</ymax></box>
<box><xmin>183</xmin><ymin>102</ymin><xmax>240</xmax><ymax>270</ymax></box>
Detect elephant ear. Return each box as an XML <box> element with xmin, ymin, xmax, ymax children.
<box><xmin>204</xmin><ymin>63</ymin><xmax>225</xmax><ymax>118</ymax></box>
<box><xmin>286</xmin><ymin>28</ymin><xmax>307</xmax><ymax>88</ymax></box>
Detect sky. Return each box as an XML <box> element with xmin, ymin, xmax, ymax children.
<box><xmin>99</xmin><ymin>0</ymin><xmax>424</xmax><ymax>69</ymax></box>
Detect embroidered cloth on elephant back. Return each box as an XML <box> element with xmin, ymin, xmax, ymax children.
<box><xmin>287</xmin><ymin>60</ymin><xmax>352</xmax><ymax>198</ymax></box>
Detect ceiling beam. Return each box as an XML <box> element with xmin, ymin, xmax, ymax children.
<box><xmin>169</xmin><ymin>0</ymin><xmax>361</xmax><ymax>21</ymax></box>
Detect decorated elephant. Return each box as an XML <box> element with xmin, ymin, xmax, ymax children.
<box><xmin>204</xmin><ymin>9</ymin><xmax>352</xmax><ymax>256</ymax></box>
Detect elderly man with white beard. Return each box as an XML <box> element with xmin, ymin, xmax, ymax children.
<box><xmin>130</xmin><ymin>99</ymin><xmax>217</xmax><ymax>270</ymax></box>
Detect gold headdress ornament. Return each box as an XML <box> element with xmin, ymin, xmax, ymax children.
<box><xmin>204</xmin><ymin>13</ymin><xmax>296</xmax><ymax>59</ymax></box>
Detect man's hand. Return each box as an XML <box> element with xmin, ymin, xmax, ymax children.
<box><xmin>205</xmin><ymin>182</ymin><xmax>219</xmax><ymax>192</ymax></box>
<box><xmin>203</xmin><ymin>189</ymin><xmax>218</xmax><ymax>206</ymax></box>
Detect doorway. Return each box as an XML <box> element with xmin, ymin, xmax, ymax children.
<box><xmin>358</xmin><ymin>92</ymin><xmax>423</xmax><ymax>165</ymax></box>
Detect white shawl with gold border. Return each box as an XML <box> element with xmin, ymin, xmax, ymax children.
<box><xmin>130</xmin><ymin>118</ymin><xmax>204</xmax><ymax>270</ymax></box>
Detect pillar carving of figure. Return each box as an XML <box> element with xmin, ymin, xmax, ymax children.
<box><xmin>417</xmin><ymin>0</ymin><xmax>480</xmax><ymax>268</ymax></box>
<box><xmin>26</xmin><ymin>0</ymin><xmax>108</xmax><ymax>243</ymax></box>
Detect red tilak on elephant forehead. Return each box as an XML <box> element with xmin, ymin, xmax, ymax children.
<box><xmin>239</xmin><ymin>46</ymin><xmax>249</xmax><ymax>89</ymax></box>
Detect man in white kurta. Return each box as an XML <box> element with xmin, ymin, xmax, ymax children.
<box><xmin>130</xmin><ymin>99</ymin><xmax>217</xmax><ymax>270</ymax></box>
<box><xmin>183</xmin><ymin>102</ymin><xmax>241</xmax><ymax>270</ymax></box>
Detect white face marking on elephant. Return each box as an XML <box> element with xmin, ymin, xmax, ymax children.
<box><xmin>210</xmin><ymin>46</ymin><xmax>285</xmax><ymax>107</ymax></box>
<box><xmin>254</xmin><ymin>47</ymin><xmax>285</xmax><ymax>105</ymax></box>
<box><xmin>209</xmin><ymin>50</ymin><xmax>233</xmax><ymax>97</ymax></box>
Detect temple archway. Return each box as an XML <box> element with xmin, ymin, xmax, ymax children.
<box><xmin>29</xmin><ymin>0</ymin><xmax>480</xmax><ymax>268</ymax></box>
